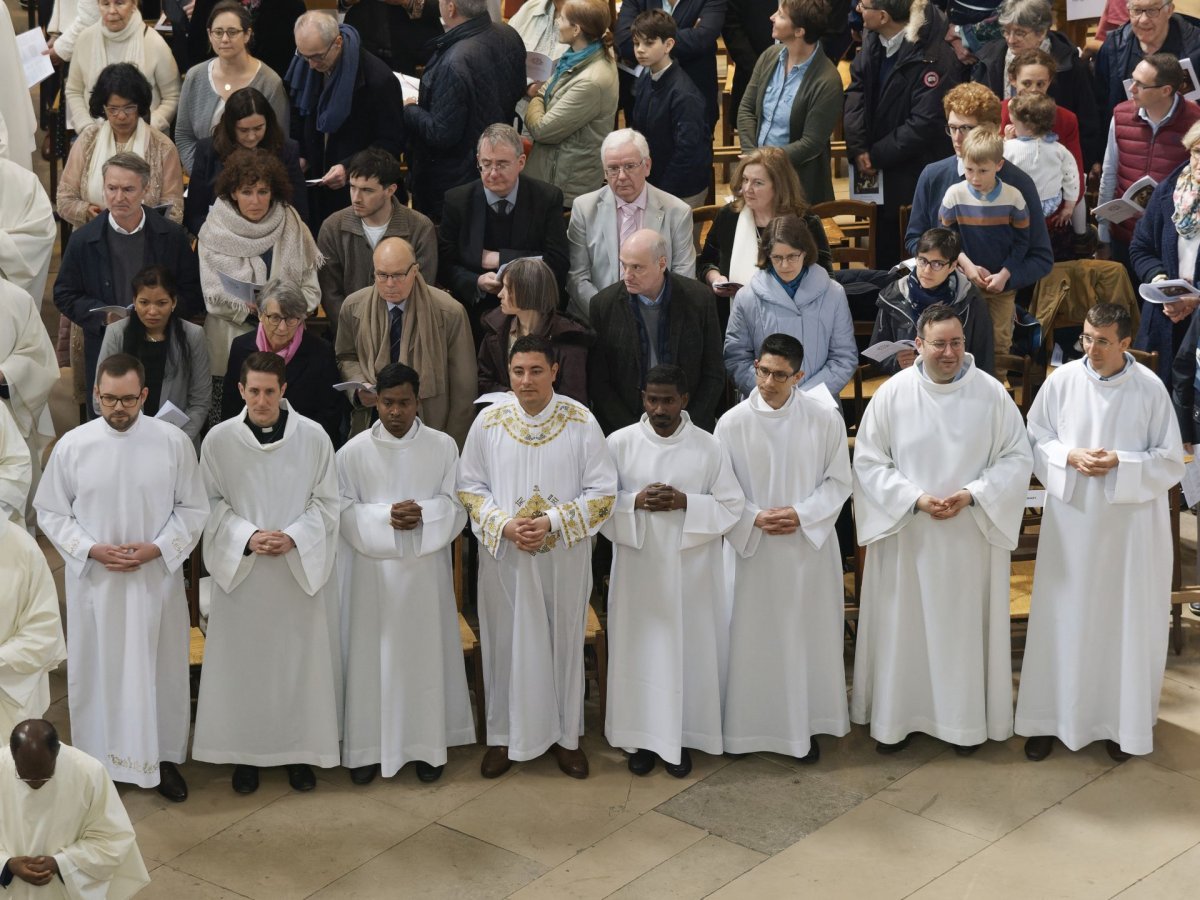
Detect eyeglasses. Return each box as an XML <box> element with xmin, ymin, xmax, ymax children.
<box><xmin>769</xmin><ymin>253</ymin><xmax>805</xmax><ymax>267</ymax></box>
<box><xmin>1080</xmin><ymin>334</ymin><xmax>1116</xmax><ymax>348</ymax></box>
<box><xmin>604</xmin><ymin>161</ymin><xmax>645</xmax><ymax>177</ymax></box>
<box><xmin>263</xmin><ymin>313</ymin><xmax>303</xmax><ymax>327</ymax></box>
<box><xmin>1002</xmin><ymin>26</ymin><xmax>1036</xmax><ymax>40</ymax></box>
<box><xmin>477</xmin><ymin>159</ymin><xmax>516</xmax><ymax>173</ymax></box>
<box><xmin>1130</xmin><ymin>79</ymin><xmax>1167</xmax><ymax>90</ymax></box>
<box><xmin>374</xmin><ymin>263</ymin><xmax>418</xmax><ymax>283</ymax></box>
<box><xmin>857</xmin><ymin>1</ymin><xmax>879</xmax><ymax>9</ymax></box>
<box><xmin>945</xmin><ymin>124</ymin><xmax>976</xmax><ymax>137</ymax></box>
<box><xmin>297</xmin><ymin>38</ymin><xmax>338</xmax><ymax>63</ymax></box>
<box><xmin>103</xmin><ymin>103</ymin><xmax>138</xmax><ymax>117</ymax></box>
<box><xmin>754</xmin><ymin>364</ymin><xmax>795</xmax><ymax>383</ymax></box>
<box><xmin>209</xmin><ymin>28</ymin><xmax>244</xmax><ymax>39</ymax></box>
<box><xmin>1128</xmin><ymin>3</ymin><xmax>1170</xmax><ymax>19</ymax></box>
<box><xmin>922</xmin><ymin>338</ymin><xmax>966</xmax><ymax>351</ymax></box>
<box><xmin>915</xmin><ymin>257</ymin><xmax>951</xmax><ymax>271</ymax></box>
<box><xmin>98</xmin><ymin>394</ymin><xmax>141</xmax><ymax>409</ymax></box>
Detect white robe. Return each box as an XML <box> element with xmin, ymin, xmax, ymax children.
<box><xmin>33</xmin><ymin>414</ymin><xmax>207</xmax><ymax>788</ymax></box>
<box><xmin>1015</xmin><ymin>357</ymin><xmax>1185</xmax><ymax>755</ymax></box>
<box><xmin>336</xmin><ymin>419</ymin><xmax>475</xmax><ymax>775</ymax></box>
<box><xmin>194</xmin><ymin>404</ymin><xmax>342</xmax><ymax>767</ymax></box>
<box><xmin>0</xmin><ymin>745</ymin><xmax>150</xmax><ymax>900</ymax></box>
<box><xmin>852</xmin><ymin>358</ymin><xmax>1033</xmax><ymax>745</ymax></box>
<box><xmin>602</xmin><ymin>413</ymin><xmax>744</xmax><ymax>763</ymax></box>
<box><xmin>457</xmin><ymin>394</ymin><xmax>617</xmax><ymax>760</ymax></box>
<box><xmin>0</xmin><ymin>16</ymin><xmax>37</xmax><ymax>170</ymax></box>
<box><xmin>0</xmin><ymin>522</ymin><xmax>66</xmax><ymax>740</ymax></box>
<box><xmin>717</xmin><ymin>389</ymin><xmax>853</xmax><ymax>755</ymax></box>
<box><xmin>0</xmin><ymin>160</ymin><xmax>56</xmax><ymax>305</ymax></box>
<box><xmin>0</xmin><ymin>400</ymin><xmax>31</xmax><ymax>526</ymax></box>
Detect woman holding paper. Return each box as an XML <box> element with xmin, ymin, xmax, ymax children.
<box><xmin>198</xmin><ymin>148</ymin><xmax>322</xmax><ymax>411</ymax></box>
<box><xmin>94</xmin><ymin>265</ymin><xmax>211</xmax><ymax>446</ymax></box>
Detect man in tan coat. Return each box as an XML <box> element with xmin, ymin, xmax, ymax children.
<box><xmin>336</xmin><ymin>237</ymin><xmax>477</xmax><ymax>446</ymax></box>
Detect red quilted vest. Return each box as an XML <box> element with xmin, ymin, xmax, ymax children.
<box><xmin>1112</xmin><ymin>97</ymin><xmax>1200</xmax><ymax>243</ymax></box>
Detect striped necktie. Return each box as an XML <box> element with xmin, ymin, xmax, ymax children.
<box><xmin>389</xmin><ymin>305</ymin><xmax>403</xmax><ymax>364</ymax></box>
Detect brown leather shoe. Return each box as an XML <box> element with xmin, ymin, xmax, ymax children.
<box><xmin>551</xmin><ymin>743</ymin><xmax>589</xmax><ymax>779</ymax></box>
<box><xmin>481</xmin><ymin>745</ymin><xmax>511</xmax><ymax>778</ymax></box>
<box><xmin>1105</xmin><ymin>740</ymin><xmax>1132</xmax><ymax>763</ymax></box>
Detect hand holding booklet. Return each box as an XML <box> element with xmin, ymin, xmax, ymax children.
<box><xmin>1139</xmin><ymin>279</ymin><xmax>1200</xmax><ymax>304</ymax></box>
<box><xmin>862</xmin><ymin>339</ymin><xmax>916</xmax><ymax>363</ymax></box>
<box><xmin>526</xmin><ymin>51</ymin><xmax>553</xmax><ymax>83</ymax></box>
<box><xmin>218</xmin><ymin>270</ymin><xmax>264</xmax><ymax>309</ymax></box>
<box><xmin>155</xmin><ymin>400</ymin><xmax>190</xmax><ymax>429</ymax></box>
<box><xmin>93</xmin><ymin>305</ymin><xmax>132</xmax><ymax>319</ymax></box>
<box><xmin>333</xmin><ymin>381</ymin><xmax>374</xmax><ymax>395</ymax></box>
<box><xmin>1093</xmin><ymin>175</ymin><xmax>1156</xmax><ymax>224</ymax></box>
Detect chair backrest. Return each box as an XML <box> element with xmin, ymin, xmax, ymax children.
<box><xmin>898</xmin><ymin>204</ymin><xmax>912</xmax><ymax>252</ymax></box>
<box><xmin>693</xmin><ymin>204</ymin><xmax>722</xmax><ymax>249</ymax></box>
<box><xmin>812</xmin><ymin>200</ymin><xmax>877</xmax><ymax>270</ymax></box>
<box><xmin>1129</xmin><ymin>347</ymin><xmax>1160</xmax><ymax>373</ymax></box>
<box><xmin>995</xmin><ymin>352</ymin><xmax>1038</xmax><ymax>419</ymax></box>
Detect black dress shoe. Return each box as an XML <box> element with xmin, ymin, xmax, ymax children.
<box><xmin>415</xmin><ymin>761</ymin><xmax>444</xmax><ymax>783</ymax></box>
<box><xmin>797</xmin><ymin>737</ymin><xmax>820</xmax><ymax>765</ymax></box>
<box><xmin>628</xmin><ymin>749</ymin><xmax>656</xmax><ymax>776</ymax></box>
<box><xmin>1106</xmin><ymin>740</ymin><xmax>1132</xmax><ymax>763</ymax></box>
<box><xmin>1024</xmin><ymin>736</ymin><xmax>1054</xmax><ymax>761</ymax></box>
<box><xmin>664</xmin><ymin>748</ymin><xmax>692</xmax><ymax>778</ymax></box>
<box><xmin>156</xmin><ymin>762</ymin><xmax>188</xmax><ymax>802</ymax></box>
<box><xmin>876</xmin><ymin>735</ymin><xmax>912</xmax><ymax>755</ymax></box>
<box><xmin>954</xmin><ymin>743</ymin><xmax>982</xmax><ymax>757</ymax></box>
<box><xmin>350</xmin><ymin>764</ymin><xmax>379</xmax><ymax>785</ymax></box>
<box><xmin>287</xmin><ymin>764</ymin><xmax>316</xmax><ymax>791</ymax></box>
<box><xmin>232</xmin><ymin>764</ymin><xmax>259</xmax><ymax>794</ymax></box>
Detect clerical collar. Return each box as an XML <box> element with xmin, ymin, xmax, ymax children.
<box><xmin>375</xmin><ymin>418</ymin><xmax>420</xmax><ymax>442</ymax></box>
<box><xmin>640</xmin><ymin>410</ymin><xmax>690</xmax><ymax>443</ymax></box>
<box><xmin>244</xmin><ymin>408</ymin><xmax>288</xmax><ymax>444</ymax></box>
<box><xmin>108</xmin><ymin>208</ymin><xmax>147</xmax><ymax>235</ymax></box>
<box><xmin>1084</xmin><ymin>353</ymin><xmax>1132</xmax><ymax>382</ymax></box>
<box><xmin>484</xmin><ymin>181</ymin><xmax>519</xmax><ymax>209</ymax></box>
<box><xmin>916</xmin><ymin>355</ymin><xmax>973</xmax><ymax>384</ymax></box>
<box><xmin>749</xmin><ymin>386</ymin><xmax>795</xmax><ymax>416</ymax></box>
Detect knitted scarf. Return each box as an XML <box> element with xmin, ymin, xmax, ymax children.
<box><xmin>284</xmin><ymin>24</ymin><xmax>361</xmax><ymax>136</ymax></box>
<box><xmin>86</xmin><ymin>11</ymin><xmax>147</xmax><ymax>87</ymax></box>
<box><xmin>1173</xmin><ymin>165</ymin><xmax>1200</xmax><ymax>240</ymax></box>
<box><xmin>905</xmin><ymin>272</ymin><xmax>955</xmax><ymax>315</ymax></box>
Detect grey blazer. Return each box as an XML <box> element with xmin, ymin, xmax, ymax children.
<box><xmin>566</xmin><ymin>183</ymin><xmax>696</xmax><ymax>323</ymax></box>
<box><xmin>95</xmin><ymin>317</ymin><xmax>212</xmax><ymax>445</ymax></box>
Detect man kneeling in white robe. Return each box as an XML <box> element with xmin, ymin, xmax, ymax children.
<box><xmin>1018</xmin><ymin>304</ymin><xmax>1184</xmax><ymax>762</ymax></box>
<box><xmin>458</xmin><ymin>335</ymin><xmax>617</xmax><ymax>779</ymax></box>
<box><xmin>195</xmin><ymin>351</ymin><xmax>341</xmax><ymax>795</ymax></box>
<box><xmin>0</xmin><ymin>720</ymin><xmax>150</xmax><ymax>899</ymax></box>
<box><xmin>604</xmin><ymin>364</ymin><xmax>743</xmax><ymax>777</ymax></box>
<box><xmin>852</xmin><ymin>304</ymin><xmax>1032</xmax><ymax>754</ymax></box>
<box><xmin>717</xmin><ymin>333</ymin><xmax>853</xmax><ymax>762</ymax></box>
<box><xmin>35</xmin><ymin>354</ymin><xmax>207</xmax><ymax>802</ymax></box>
<box><xmin>337</xmin><ymin>363</ymin><xmax>475</xmax><ymax>785</ymax></box>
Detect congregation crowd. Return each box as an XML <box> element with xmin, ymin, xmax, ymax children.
<box><xmin>0</xmin><ymin>0</ymin><xmax>1199</xmax><ymax>892</ymax></box>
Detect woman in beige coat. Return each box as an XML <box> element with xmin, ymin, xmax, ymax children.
<box><xmin>523</xmin><ymin>0</ymin><xmax>618</xmax><ymax>206</ymax></box>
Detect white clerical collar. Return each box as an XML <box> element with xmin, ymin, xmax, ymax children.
<box><xmin>100</xmin><ymin>410</ymin><xmax>144</xmax><ymax>436</ymax></box>
<box><xmin>374</xmin><ymin>418</ymin><xmax>421</xmax><ymax>443</ymax></box>
<box><xmin>639</xmin><ymin>410</ymin><xmax>690</xmax><ymax>443</ymax></box>
<box><xmin>108</xmin><ymin>208</ymin><xmax>147</xmax><ymax>235</ymax></box>
<box><xmin>916</xmin><ymin>354</ymin><xmax>973</xmax><ymax>384</ymax></box>
<box><xmin>749</xmin><ymin>387</ymin><xmax>795</xmax><ymax>416</ymax></box>
<box><xmin>1084</xmin><ymin>353</ymin><xmax>1132</xmax><ymax>382</ymax></box>
<box><xmin>513</xmin><ymin>392</ymin><xmax>561</xmax><ymax>422</ymax></box>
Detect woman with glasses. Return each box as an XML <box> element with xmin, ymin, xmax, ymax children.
<box><xmin>524</xmin><ymin>0</ymin><xmax>619</xmax><ymax>206</ymax></box>
<box><xmin>868</xmin><ymin>227</ymin><xmax>994</xmax><ymax>377</ymax></box>
<box><xmin>187</xmin><ymin>0</ymin><xmax>306</xmax><ymax>85</ymax></box>
<box><xmin>57</xmin><ymin>63</ymin><xmax>185</xmax><ymax>229</ymax></box>
<box><xmin>94</xmin><ymin>265</ymin><xmax>211</xmax><ymax>445</ymax></box>
<box><xmin>723</xmin><ymin>214</ymin><xmax>856</xmax><ymax>398</ymax></box>
<box><xmin>199</xmin><ymin>148</ymin><xmax>322</xmax><ymax>418</ymax></box>
<box><xmin>221</xmin><ymin>278</ymin><xmax>344</xmax><ymax>445</ymax></box>
<box><xmin>175</xmin><ymin>1</ymin><xmax>291</xmax><ymax>175</ymax></box>
<box><xmin>64</xmin><ymin>0</ymin><xmax>181</xmax><ymax>134</ymax></box>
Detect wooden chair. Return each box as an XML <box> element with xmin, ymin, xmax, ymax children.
<box><xmin>453</xmin><ymin>535</ymin><xmax>487</xmax><ymax>741</ymax></box>
<box><xmin>812</xmin><ymin>200</ymin><xmax>877</xmax><ymax>270</ymax></box>
<box><xmin>1129</xmin><ymin>348</ymin><xmax>1160</xmax><ymax>372</ymax></box>
<box><xmin>838</xmin><ymin>364</ymin><xmax>888</xmax><ymax>433</ymax></box>
<box><xmin>898</xmin><ymin>204</ymin><xmax>911</xmax><ymax>252</ymax></box>
<box><xmin>692</xmin><ymin>203</ymin><xmax>722</xmax><ymax>251</ymax></box>
<box><xmin>721</xmin><ymin>59</ymin><xmax>737</xmax><ymax>147</ymax></box>
<box><xmin>584</xmin><ymin>602</ymin><xmax>608</xmax><ymax>722</ymax></box>
<box><xmin>711</xmin><ymin>145</ymin><xmax>742</xmax><ymax>203</ymax></box>
<box><xmin>995</xmin><ymin>352</ymin><xmax>1039</xmax><ymax>420</ymax></box>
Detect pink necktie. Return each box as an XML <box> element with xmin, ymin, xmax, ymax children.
<box><xmin>619</xmin><ymin>204</ymin><xmax>638</xmax><ymax>251</ymax></box>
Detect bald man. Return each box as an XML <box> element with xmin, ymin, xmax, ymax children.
<box><xmin>587</xmin><ymin>229</ymin><xmax>724</xmax><ymax>434</ymax></box>
<box><xmin>335</xmin><ymin>237</ymin><xmax>477</xmax><ymax>446</ymax></box>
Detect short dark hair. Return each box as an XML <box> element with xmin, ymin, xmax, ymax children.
<box><xmin>88</xmin><ymin>63</ymin><xmax>153</xmax><ymax>120</ymax></box>
<box><xmin>916</xmin><ymin>303</ymin><xmax>963</xmax><ymax>337</ymax></box>
<box><xmin>875</xmin><ymin>0</ymin><xmax>914</xmax><ymax>23</ymax></box>
<box><xmin>215</xmin><ymin>148</ymin><xmax>293</xmax><ymax>205</ymax></box>
<box><xmin>376</xmin><ymin>362</ymin><xmax>421</xmax><ymax>394</ymax></box>
<box><xmin>758</xmin><ymin>214</ymin><xmax>818</xmax><ymax>271</ymax></box>
<box><xmin>644</xmin><ymin>363</ymin><xmax>688</xmax><ymax>393</ymax></box>
<box><xmin>759</xmin><ymin>333</ymin><xmax>804</xmax><ymax>372</ymax></box>
<box><xmin>1007</xmin><ymin>47</ymin><xmax>1057</xmax><ymax>82</ymax></box>
<box><xmin>10</xmin><ymin>720</ymin><xmax>60</xmax><ymax>756</ymax></box>
<box><xmin>1085</xmin><ymin>302</ymin><xmax>1133</xmax><ymax>340</ymax></box>
<box><xmin>631</xmin><ymin>9</ymin><xmax>676</xmax><ymax>42</ymax></box>
<box><xmin>131</xmin><ymin>264</ymin><xmax>177</xmax><ymax>301</ymax></box>
<box><xmin>347</xmin><ymin>147</ymin><xmax>402</xmax><ymax>189</ymax></box>
<box><xmin>239</xmin><ymin>350</ymin><xmax>287</xmax><ymax>386</ymax></box>
<box><xmin>779</xmin><ymin>0</ymin><xmax>829</xmax><ymax>43</ymax></box>
<box><xmin>208</xmin><ymin>0</ymin><xmax>252</xmax><ymax>31</ymax></box>
<box><xmin>97</xmin><ymin>353</ymin><xmax>146</xmax><ymax>389</ymax></box>
<box><xmin>916</xmin><ymin>227</ymin><xmax>961</xmax><ymax>260</ymax></box>
<box><xmin>213</xmin><ymin>87</ymin><xmax>285</xmax><ymax>159</ymax></box>
<box><xmin>508</xmin><ymin>334</ymin><xmax>557</xmax><ymax>365</ymax></box>
<box><xmin>1144</xmin><ymin>52</ymin><xmax>1185</xmax><ymax>93</ymax></box>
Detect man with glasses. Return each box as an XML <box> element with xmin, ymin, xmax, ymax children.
<box><xmin>34</xmin><ymin>354</ymin><xmax>208</xmax><ymax>804</ymax></box>
<box><xmin>438</xmin><ymin>124</ymin><xmax>570</xmax><ymax>341</ymax></box>
<box><xmin>567</xmin><ymin>129</ymin><xmax>696</xmax><ymax>323</ymax></box>
<box><xmin>852</xmin><ymin>303</ymin><xmax>1032</xmax><ymax>757</ymax></box>
<box><xmin>0</xmin><ymin>720</ymin><xmax>150</xmax><ymax>897</ymax></box>
<box><xmin>337</xmin><ymin>236</ymin><xmax>477</xmax><ymax>445</ymax></box>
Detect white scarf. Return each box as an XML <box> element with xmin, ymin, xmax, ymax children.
<box><xmin>86</xmin><ymin>11</ymin><xmax>147</xmax><ymax>90</ymax></box>
<box><xmin>729</xmin><ymin>206</ymin><xmax>761</xmax><ymax>287</ymax></box>
<box><xmin>83</xmin><ymin>118</ymin><xmax>150</xmax><ymax>208</ymax></box>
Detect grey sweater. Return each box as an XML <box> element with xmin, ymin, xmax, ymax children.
<box><xmin>175</xmin><ymin>59</ymin><xmax>290</xmax><ymax>174</ymax></box>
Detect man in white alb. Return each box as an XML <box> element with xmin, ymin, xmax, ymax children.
<box><xmin>852</xmin><ymin>304</ymin><xmax>1032</xmax><ymax>755</ymax></box>
<box><xmin>35</xmin><ymin>354</ymin><xmax>207</xmax><ymax>801</ymax></box>
<box><xmin>0</xmin><ymin>157</ymin><xmax>56</xmax><ymax>304</ymax></box>
<box><xmin>0</xmin><ymin>401</ymin><xmax>31</xmax><ymax>527</ymax></box>
<box><xmin>1018</xmin><ymin>303</ymin><xmax>1185</xmax><ymax>763</ymax></box>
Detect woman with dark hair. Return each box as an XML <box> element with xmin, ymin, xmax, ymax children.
<box><xmin>199</xmin><ymin>148</ymin><xmax>322</xmax><ymax>407</ymax></box>
<box><xmin>724</xmin><ymin>214</ymin><xmax>856</xmax><ymax>397</ymax></box>
<box><xmin>175</xmin><ymin>1</ymin><xmax>291</xmax><ymax>174</ymax></box>
<box><xmin>95</xmin><ymin>265</ymin><xmax>211</xmax><ymax>444</ymax></box>
<box><xmin>186</xmin><ymin>0</ymin><xmax>307</xmax><ymax>84</ymax></box>
<box><xmin>477</xmin><ymin>257</ymin><xmax>592</xmax><ymax>403</ymax></box>
<box><xmin>184</xmin><ymin>86</ymin><xmax>306</xmax><ymax>236</ymax></box>
<box><xmin>57</xmin><ymin>63</ymin><xmax>185</xmax><ymax>228</ymax></box>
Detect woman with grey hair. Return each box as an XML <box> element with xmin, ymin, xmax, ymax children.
<box><xmin>971</xmin><ymin>0</ymin><xmax>1102</xmax><ymax>164</ymax></box>
<box><xmin>220</xmin><ymin>277</ymin><xmax>345</xmax><ymax>446</ymax></box>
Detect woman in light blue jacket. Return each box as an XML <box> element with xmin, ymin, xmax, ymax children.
<box><xmin>724</xmin><ymin>214</ymin><xmax>857</xmax><ymax>397</ymax></box>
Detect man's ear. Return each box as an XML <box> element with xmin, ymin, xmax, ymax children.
<box><xmin>679</xmin><ymin>391</ymin><xmax>690</xmax><ymax>410</ymax></box>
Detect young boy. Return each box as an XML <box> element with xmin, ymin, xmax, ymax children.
<box><xmin>629</xmin><ymin>10</ymin><xmax>712</xmax><ymax>207</ymax></box>
<box><xmin>938</xmin><ymin>127</ymin><xmax>1030</xmax><ymax>361</ymax></box>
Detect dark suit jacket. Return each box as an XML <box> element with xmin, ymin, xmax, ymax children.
<box><xmin>437</xmin><ymin>175</ymin><xmax>570</xmax><ymax>307</ymax></box>
<box><xmin>588</xmin><ymin>273</ymin><xmax>724</xmax><ymax>434</ymax></box>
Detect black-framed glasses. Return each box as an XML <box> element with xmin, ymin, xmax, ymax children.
<box><xmin>754</xmin><ymin>364</ymin><xmax>795</xmax><ymax>383</ymax></box>
<box><xmin>297</xmin><ymin>38</ymin><xmax>338</xmax><ymax>63</ymax></box>
<box><xmin>98</xmin><ymin>394</ymin><xmax>141</xmax><ymax>409</ymax></box>
<box><xmin>915</xmin><ymin>257</ymin><xmax>951</xmax><ymax>271</ymax></box>
<box><xmin>374</xmin><ymin>262</ymin><xmax>419</xmax><ymax>283</ymax></box>
<box><xmin>945</xmin><ymin>124</ymin><xmax>976</xmax><ymax>137</ymax></box>
<box><xmin>209</xmin><ymin>27</ymin><xmax>245</xmax><ymax>39</ymax></box>
<box><xmin>263</xmin><ymin>313</ymin><xmax>303</xmax><ymax>327</ymax></box>
<box><xmin>769</xmin><ymin>252</ymin><xmax>805</xmax><ymax>267</ymax></box>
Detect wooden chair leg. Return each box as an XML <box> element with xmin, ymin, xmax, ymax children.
<box><xmin>595</xmin><ymin>631</ymin><xmax>607</xmax><ymax>725</ymax></box>
<box><xmin>1173</xmin><ymin>604</ymin><xmax>1183</xmax><ymax>656</ymax></box>
<box><xmin>472</xmin><ymin>648</ymin><xmax>486</xmax><ymax>743</ymax></box>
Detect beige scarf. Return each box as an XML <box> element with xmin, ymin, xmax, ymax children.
<box><xmin>198</xmin><ymin>197</ymin><xmax>321</xmax><ymax>304</ymax></box>
<box><xmin>351</xmin><ymin>277</ymin><xmax>450</xmax><ymax>401</ymax></box>
<box><xmin>83</xmin><ymin>118</ymin><xmax>150</xmax><ymax>209</ymax></box>
<box><xmin>86</xmin><ymin>11</ymin><xmax>147</xmax><ymax>90</ymax></box>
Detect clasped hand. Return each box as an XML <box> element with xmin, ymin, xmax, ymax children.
<box><xmin>916</xmin><ymin>490</ymin><xmax>972</xmax><ymax>519</ymax></box>
<box><xmin>9</xmin><ymin>855</ymin><xmax>59</xmax><ymax>886</ymax></box>
<box><xmin>248</xmin><ymin>531</ymin><xmax>296</xmax><ymax>556</ymax></box>
<box><xmin>1067</xmin><ymin>447</ymin><xmax>1119</xmax><ymax>477</ymax></box>
<box><xmin>754</xmin><ymin>507</ymin><xmax>800</xmax><ymax>535</ymax></box>
<box><xmin>502</xmin><ymin>516</ymin><xmax>551</xmax><ymax>553</ymax></box>
<box><xmin>635</xmin><ymin>483</ymin><xmax>685</xmax><ymax>512</ymax></box>
<box><xmin>390</xmin><ymin>500</ymin><xmax>423</xmax><ymax>530</ymax></box>
<box><xmin>89</xmin><ymin>542</ymin><xmax>161</xmax><ymax>571</ymax></box>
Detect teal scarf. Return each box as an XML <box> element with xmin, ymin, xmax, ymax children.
<box><xmin>543</xmin><ymin>42</ymin><xmax>602</xmax><ymax>104</ymax></box>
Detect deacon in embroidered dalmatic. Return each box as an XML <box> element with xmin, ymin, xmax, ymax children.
<box><xmin>852</xmin><ymin>304</ymin><xmax>1032</xmax><ymax>753</ymax></box>
<box><xmin>1018</xmin><ymin>304</ymin><xmax>1184</xmax><ymax>762</ymax></box>
<box><xmin>458</xmin><ymin>335</ymin><xmax>617</xmax><ymax>779</ymax></box>
<box><xmin>337</xmin><ymin>363</ymin><xmax>475</xmax><ymax>785</ymax></box>
<box><xmin>603</xmin><ymin>364</ymin><xmax>743</xmax><ymax>777</ymax></box>
<box><xmin>0</xmin><ymin>721</ymin><xmax>150</xmax><ymax>900</ymax></box>
<box><xmin>717</xmin><ymin>333</ymin><xmax>852</xmax><ymax>762</ymax></box>
<box><xmin>34</xmin><ymin>355</ymin><xmax>206</xmax><ymax>800</ymax></box>
<box><xmin>195</xmin><ymin>352</ymin><xmax>341</xmax><ymax>795</ymax></box>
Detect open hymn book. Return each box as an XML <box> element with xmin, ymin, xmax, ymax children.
<box><xmin>1092</xmin><ymin>176</ymin><xmax>1156</xmax><ymax>225</ymax></box>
